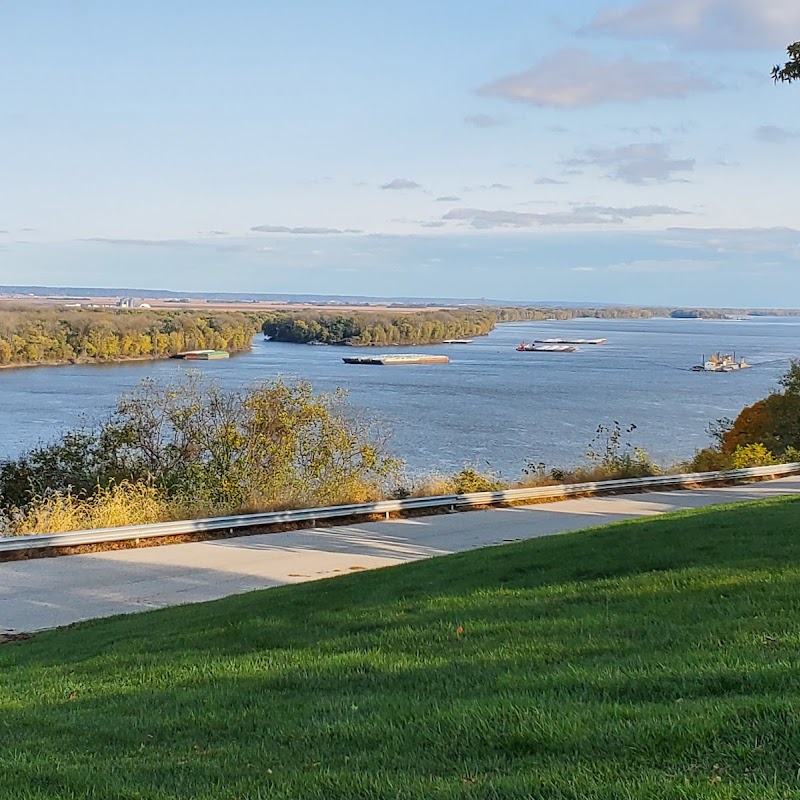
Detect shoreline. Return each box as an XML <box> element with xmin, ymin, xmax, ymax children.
<box><xmin>0</xmin><ymin>350</ymin><xmax>250</xmax><ymax>372</ymax></box>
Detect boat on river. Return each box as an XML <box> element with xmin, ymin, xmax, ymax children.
<box><xmin>516</xmin><ymin>342</ymin><xmax>577</xmax><ymax>353</ymax></box>
<box><xmin>534</xmin><ymin>338</ymin><xmax>606</xmax><ymax>345</ymax></box>
<box><xmin>691</xmin><ymin>353</ymin><xmax>750</xmax><ymax>372</ymax></box>
<box><xmin>442</xmin><ymin>339</ymin><xmax>473</xmax><ymax>344</ymax></box>
<box><xmin>342</xmin><ymin>354</ymin><xmax>450</xmax><ymax>365</ymax></box>
<box><xmin>172</xmin><ymin>349</ymin><xmax>230</xmax><ymax>360</ymax></box>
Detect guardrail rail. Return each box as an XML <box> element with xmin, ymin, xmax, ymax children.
<box><xmin>1</xmin><ymin>462</ymin><xmax>798</xmax><ymax>554</ymax></box>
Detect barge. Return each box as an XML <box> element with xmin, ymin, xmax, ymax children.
<box><xmin>442</xmin><ymin>338</ymin><xmax>473</xmax><ymax>344</ymax></box>
<box><xmin>172</xmin><ymin>349</ymin><xmax>230</xmax><ymax>360</ymax></box>
<box><xmin>343</xmin><ymin>354</ymin><xmax>450</xmax><ymax>365</ymax></box>
<box><xmin>517</xmin><ymin>342</ymin><xmax>577</xmax><ymax>353</ymax></box>
<box><xmin>534</xmin><ymin>338</ymin><xmax>607</xmax><ymax>345</ymax></box>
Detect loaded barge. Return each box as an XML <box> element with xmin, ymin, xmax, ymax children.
<box><xmin>534</xmin><ymin>338</ymin><xmax>606</xmax><ymax>345</ymax></box>
<box><xmin>517</xmin><ymin>342</ymin><xmax>576</xmax><ymax>353</ymax></box>
<box><xmin>343</xmin><ymin>354</ymin><xmax>450</xmax><ymax>365</ymax></box>
<box><xmin>171</xmin><ymin>349</ymin><xmax>230</xmax><ymax>360</ymax></box>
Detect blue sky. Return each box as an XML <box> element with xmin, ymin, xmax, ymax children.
<box><xmin>1</xmin><ymin>0</ymin><xmax>798</xmax><ymax>305</ymax></box>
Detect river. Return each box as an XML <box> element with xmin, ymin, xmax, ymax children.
<box><xmin>0</xmin><ymin>317</ymin><xmax>797</xmax><ymax>478</ymax></box>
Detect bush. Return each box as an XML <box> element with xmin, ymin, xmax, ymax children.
<box><xmin>0</xmin><ymin>375</ymin><xmax>402</xmax><ymax>529</ymax></box>
<box><xmin>452</xmin><ymin>468</ymin><xmax>503</xmax><ymax>494</ymax></box>
<box><xmin>586</xmin><ymin>422</ymin><xmax>658</xmax><ymax>479</ymax></box>
<box><xmin>731</xmin><ymin>443</ymin><xmax>777</xmax><ymax>469</ymax></box>
<box><xmin>688</xmin><ymin>447</ymin><xmax>733</xmax><ymax>473</ymax></box>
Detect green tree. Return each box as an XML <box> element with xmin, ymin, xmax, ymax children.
<box><xmin>773</xmin><ymin>42</ymin><xmax>800</xmax><ymax>84</ymax></box>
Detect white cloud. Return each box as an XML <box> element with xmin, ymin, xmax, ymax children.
<box><xmin>464</xmin><ymin>113</ymin><xmax>504</xmax><ymax>128</ymax></box>
<box><xmin>608</xmin><ymin>258</ymin><xmax>718</xmax><ymax>273</ymax></box>
<box><xmin>381</xmin><ymin>178</ymin><xmax>422</xmax><ymax>190</ymax></box>
<box><xmin>755</xmin><ymin>125</ymin><xmax>800</xmax><ymax>143</ymax></box>
<box><xmin>586</xmin><ymin>0</ymin><xmax>800</xmax><ymax>49</ymax></box>
<box><xmin>251</xmin><ymin>225</ymin><xmax>351</xmax><ymax>235</ymax></box>
<box><xmin>659</xmin><ymin>226</ymin><xmax>800</xmax><ymax>256</ymax></box>
<box><xmin>478</xmin><ymin>48</ymin><xmax>717</xmax><ymax>108</ymax></box>
<box><xmin>564</xmin><ymin>142</ymin><xmax>695</xmax><ymax>184</ymax></box>
<box><xmin>442</xmin><ymin>204</ymin><xmax>689</xmax><ymax>229</ymax></box>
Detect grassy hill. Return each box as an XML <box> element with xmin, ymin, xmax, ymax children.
<box><xmin>3</xmin><ymin>497</ymin><xmax>800</xmax><ymax>799</ymax></box>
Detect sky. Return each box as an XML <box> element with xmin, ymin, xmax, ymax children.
<box><xmin>0</xmin><ymin>0</ymin><xmax>798</xmax><ymax>306</ymax></box>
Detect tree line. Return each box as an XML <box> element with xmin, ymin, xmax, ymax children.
<box><xmin>261</xmin><ymin>305</ymin><xmax>738</xmax><ymax>346</ymax></box>
<box><xmin>261</xmin><ymin>309</ymin><xmax>498</xmax><ymax>345</ymax></box>
<box><xmin>0</xmin><ymin>307</ymin><xmax>263</xmax><ymax>366</ymax></box>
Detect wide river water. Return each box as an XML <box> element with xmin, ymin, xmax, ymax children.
<box><xmin>1</xmin><ymin>317</ymin><xmax>798</xmax><ymax>478</ymax></box>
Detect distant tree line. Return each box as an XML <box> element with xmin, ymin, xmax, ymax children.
<box><xmin>262</xmin><ymin>309</ymin><xmax>498</xmax><ymax>346</ymax></box>
<box><xmin>261</xmin><ymin>305</ymin><xmax>731</xmax><ymax>346</ymax></box>
<box><xmin>0</xmin><ymin>308</ymin><xmax>263</xmax><ymax>366</ymax></box>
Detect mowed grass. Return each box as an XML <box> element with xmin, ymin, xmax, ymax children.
<box><xmin>3</xmin><ymin>498</ymin><xmax>800</xmax><ymax>799</ymax></box>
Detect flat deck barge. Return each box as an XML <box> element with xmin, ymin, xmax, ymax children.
<box><xmin>343</xmin><ymin>354</ymin><xmax>450</xmax><ymax>365</ymax></box>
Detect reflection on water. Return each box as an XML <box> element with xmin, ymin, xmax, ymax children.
<box><xmin>0</xmin><ymin>317</ymin><xmax>797</xmax><ymax>477</ymax></box>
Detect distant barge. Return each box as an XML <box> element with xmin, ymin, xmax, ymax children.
<box><xmin>343</xmin><ymin>354</ymin><xmax>450</xmax><ymax>365</ymax></box>
<box><xmin>517</xmin><ymin>342</ymin><xmax>577</xmax><ymax>353</ymax></box>
<box><xmin>172</xmin><ymin>349</ymin><xmax>230</xmax><ymax>360</ymax></box>
<box><xmin>442</xmin><ymin>339</ymin><xmax>473</xmax><ymax>344</ymax></box>
<box><xmin>534</xmin><ymin>338</ymin><xmax>607</xmax><ymax>345</ymax></box>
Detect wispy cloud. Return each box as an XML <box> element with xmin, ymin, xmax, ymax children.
<box><xmin>435</xmin><ymin>195</ymin><xmax>461</xmax><ymax>202</ymax></box>
<box><xmin>608</xmin><ymin>258</ymin><xmax>718</xmax><ymax>273</ymax></box>
<box><xmin>564</xmin><ymin>142</ymin><xmax>695</xmax><ymax>185</ymax></box>
<box><xmin>585</xmin><ymin>0</ymin><xmax>800</xmax><ymax>49</ymax></box>
<box><xmin>81</xmin><ymin>237</ymin><xmax>204</xmax><ymax>248</ymax></box>
<box><xmin>755</xmin><ymin>125</ymin><xmax>800</xmax><ymax>143</ymax></box>
<box><xmin>534</xmin><ymin>177</ymin><xmax>568</xmax><ymax>185</ymax></box>
<box><xmin>464</xmin><ymin>113</ymin><xmax>504</xmax><ymax>128</ymax></box>
<box><xmin>442</xmin><ymin>204</ymin><xmax>689</xmax><ymax>229</ymax></box>
<box><xmin>659</xmin><ymin>226</ymin><xmax>800</xmax><ymax>256</ymax></box>
<box><xmin>251</xmin><ymin>225</ymin><xmax>358</xmax><ymax>235</ymax></box>
<box><xmin>462</xmin><ymin>183</ymin><xmax>513</xmax><ymax>192</ymax></box>
<box><xmin>478</xmin><ymin>48</ymin><xmax>717</xmax><ymax>108</ymax></box>
<box><xmin>381</xmin><ymin>178</ymin><xmax>422</xmax><ymax>190</ymax></box>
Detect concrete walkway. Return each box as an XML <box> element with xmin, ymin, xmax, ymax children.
<box><xmin>3</xmin><ymin>476</ymin><xmax>800</xmax><ymax>633</ymax></box>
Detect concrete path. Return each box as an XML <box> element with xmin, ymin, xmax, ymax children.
<box><xmin>3</xmin><ymin>476</ymin><xmax>800</xmax><ymax>633</ymax></box>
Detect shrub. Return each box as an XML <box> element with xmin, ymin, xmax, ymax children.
<box><xmin>586</xmin><ymin>422</ymin><xmax>658</xmax><ymax>479</ymax></box>
<box><xmin>688</xmin><ymin>448</ymin><xmax>733</xmax><ymax>473</ymax></box>
<box><xmin>731</xmin><ymin>443</ymin><xmax>777</xmax><ymax>469</ymax></box>
<box><xmin>0</xmin><ymin>375</ymin><xmax>402</xmax><ymax>529</ymax></box>
<box><xmin>452</xmin><ymin>468</ymin><xmax>503</xmax><ymax>494</ymax></box>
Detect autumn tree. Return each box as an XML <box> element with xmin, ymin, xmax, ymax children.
<box><xmin>721</xmin><ymin>360</ymin><xmax>800</xmax><ymax>457</ymax></box>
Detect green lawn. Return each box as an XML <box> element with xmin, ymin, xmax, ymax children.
<box><xmin>3</xmin><ymin>497</ymin><xmax>800</xmax><ymax>799</ymax></box>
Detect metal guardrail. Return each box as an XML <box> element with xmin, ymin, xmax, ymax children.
<box><xmin>1</xmin><ymin>462</ymin><xmax>798</xmax><ymax>554</ymax></box>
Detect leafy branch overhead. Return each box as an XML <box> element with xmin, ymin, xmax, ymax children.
<box><xmin>773</xmin><ymin>42</ymin><xmax>800</xmax><ymax>84</ymax></box>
